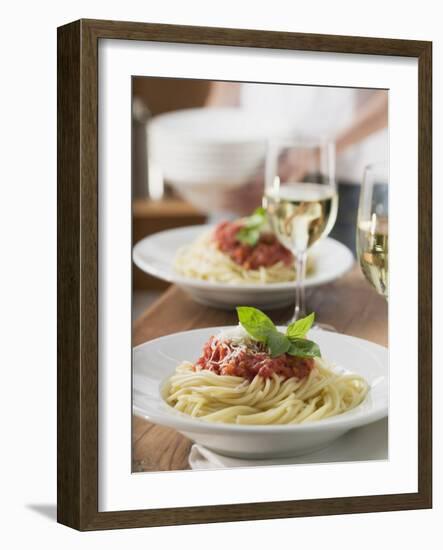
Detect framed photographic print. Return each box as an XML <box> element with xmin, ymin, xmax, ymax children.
<box><xmin>57</xmin><ymin>19</ymin><xmax>432</xmax><ymax>530</ymax></box>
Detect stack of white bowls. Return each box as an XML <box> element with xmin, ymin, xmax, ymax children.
<box><xmin>147</xmin><ymin>107</ymin><xmax>294</xmax><ymax>212</ymax></box>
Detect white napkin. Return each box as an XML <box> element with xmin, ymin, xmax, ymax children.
<box><xmin>188</xmin><ymin>418</ymin><xmax>388</xmax><ymax>470</ymax></box>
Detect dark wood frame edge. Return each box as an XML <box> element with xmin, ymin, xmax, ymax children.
<box><xmin>57</xmin><ymin>18</ymin><xmax>432</xmax><ymax>531</ymax></box>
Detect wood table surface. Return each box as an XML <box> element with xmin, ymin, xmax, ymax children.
<box><xmin>132</xmin><ymin>264</ymin><xmax>388</xmax><ymax>472</ymax></box>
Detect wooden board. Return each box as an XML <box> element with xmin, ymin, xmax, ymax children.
<box><xmin>132</xmin><ymin>265</ymin><xmax>388</xmax><ymax>472</ymax></box>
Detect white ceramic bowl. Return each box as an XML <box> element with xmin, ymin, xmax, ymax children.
<box><xmin>133</xmin><ymin>327</ymin><xmax>388</xmax><ymax>459</ymax></box>
<box><xmin>148</xmin><ymin>107</ymin><xmax>294</xmax><ymax>186</ymax></box>
<box><xmin>133</xmin><ymin>225</ymin><xmax>355</xmax><ymax>310</ymax></box>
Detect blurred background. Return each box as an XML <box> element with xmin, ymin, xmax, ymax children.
<box><xmin>132</xmin><ymin>78</ymin><xmax>209</xmax><ymax>315</ymax></box>
<box><xmin>132</xmin><ymin>77</ymin><xmax>388</xmax><ymax>316</ymax></box>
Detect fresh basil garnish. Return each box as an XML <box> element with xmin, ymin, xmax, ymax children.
<box><xmin>267</xmin><ymin>331</ymin><xmax>291</xmax><ymax>358</ymax></box>
<box><xmin>236</xmin><ymin>207</ymin><xmax>266</xmax><ymax>246</ymax></box>
<box><xmin>236</xmin><ymin>306</ymin><xmax>276</xmax><ymax>343</ymax></box>
<box><xmin>287</xmin><ymin>338</ymin><xmax>322</xmax><ymax>358</ymax></box>
<box><xmin>236</xmin><ymin>306</ymin><xmax>320</xmax><ymax>359</ymax></box>
<box><xmin>236</xmin><ymin>227</ymin><xmax>260</xmax><ymax>246</ymax></box>
<box><xmin>286</xmin><ymin>312</ymin><xmax>315</xmax><ymax>340</ymax></box>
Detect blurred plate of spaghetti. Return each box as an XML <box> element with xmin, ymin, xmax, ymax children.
<box><xmin>133</xmin><ymin>224</ymin><xmax>354</xmax><ymax>310</ymax></box>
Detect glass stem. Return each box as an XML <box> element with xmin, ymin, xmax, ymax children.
<box><xmin>293</xmin><ymin>250</ymin><xmax>307</xmax><ymax>323</ymax></box>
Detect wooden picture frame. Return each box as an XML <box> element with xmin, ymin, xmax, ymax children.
<box><xmin>57</xmin><ymin>18</ymin><xmax>432</xmax><ymax>530</ymax></box>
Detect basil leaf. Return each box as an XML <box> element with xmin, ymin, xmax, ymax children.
<box><xmin>237</xmin><ymin>306</ymin><xmax>321</xmax><ymax>359</ymax></box>
<box><xmin>243</xmin><ymin>207</ymin><xmax>266</xmax><ymax>228</ymax></box>
<box><xmin>236</xmin><ymin>227</ymin><xmax>260</xmax><ymax>246</ymax></box>
<box><xmin>287</xmin><ymin>338</ymin><xmax>321</xmax><ymax>358</ymax></box>
<box><xmin>286</xmin><ymin>312</ymin><xmax>315</xmax><ymax>340</ymax></box>
<box><xmin>235</xmin><ymin>207</ymin><xmax>266</xmax><ymax>245</ymax></box>
<box><xmin>236</xmin><ymin>306</ymin><xmax>276</xmax><ymax>343</ymax></box>
<box><xmin>267</xmin><ymin>331</ymin><xmax>291</xmax><ymax>358</ymax></box>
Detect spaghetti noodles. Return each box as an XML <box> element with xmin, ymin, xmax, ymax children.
<box><xmin>165</xmin><ymin>324</ymin><xmax>368</xmax><ymax>425</ymax></box>
<box><xmin>174</xmin><ymin>230</ymin><xmax>314</xmax><ymax>284</ymax></box>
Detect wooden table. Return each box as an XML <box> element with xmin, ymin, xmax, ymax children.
<box><xmin>132</xmin><ymin>265</ymin><xmax>388</xmax><ymax>472</ymax></box>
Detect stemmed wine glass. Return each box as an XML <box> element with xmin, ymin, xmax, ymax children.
<box><xmin>264</xmin><ymin>139</ymin><xmax>338</xmax><ymax>323</ymax></box>
<box><xmin>356</xmin><ymin>162</ymin><xmax>389</xmax><ymax>299</ymax></box>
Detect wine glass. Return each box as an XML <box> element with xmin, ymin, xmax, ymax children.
<box><xmin>264</xmin><ymin>138</ymin><xmax>338</xmax><ymax>323</ymax></box>
<box><xmin>356</xmin><ymin>162</ymin><xmax>389</xmax><ymax>299</ymax></box>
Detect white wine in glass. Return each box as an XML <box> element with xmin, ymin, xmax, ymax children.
<box><xmin>356</xmin><ymin>162</ymin><xmax>389</xmax><ymax>299</ymax></box>
<box><xmin>264</xmin><ymin>140</ymin><xmax>338</xmax><ymax>323</ymax></box>
<box><xmin>266</xmin><ymin>183</ymin><xmax>338</xmax><ymax>254</ymax></box>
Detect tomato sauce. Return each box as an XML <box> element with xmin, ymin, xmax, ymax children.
<box><xmin>213</xmin><ymin>220</ymin><xmax>293</xmax><ymax>270</ymax></box>
<box><xmin>194</xmin><ymin>336</ymin><xmax>314</xmax><ymax>381</ymax></box>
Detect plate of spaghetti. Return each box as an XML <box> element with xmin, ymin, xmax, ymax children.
<box><xmin>133</xmin><ymin>210</ymin><xmax>354</xmax><ymax>310</ymax></box>
<box><xmin>133</xmin><ymin>308</ymin><xmax>388</xmax><ymax>458</ymax></box>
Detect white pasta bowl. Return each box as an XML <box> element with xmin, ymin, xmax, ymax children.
<box><xmin>133</xmin><ymin>327</ymin><xmax>388</xmax><ymax>459</ymax></box>
<box><xmin>133</xmin><ymin>225</ymin><xmax>354</xmax><ymax>310</ymax></box>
